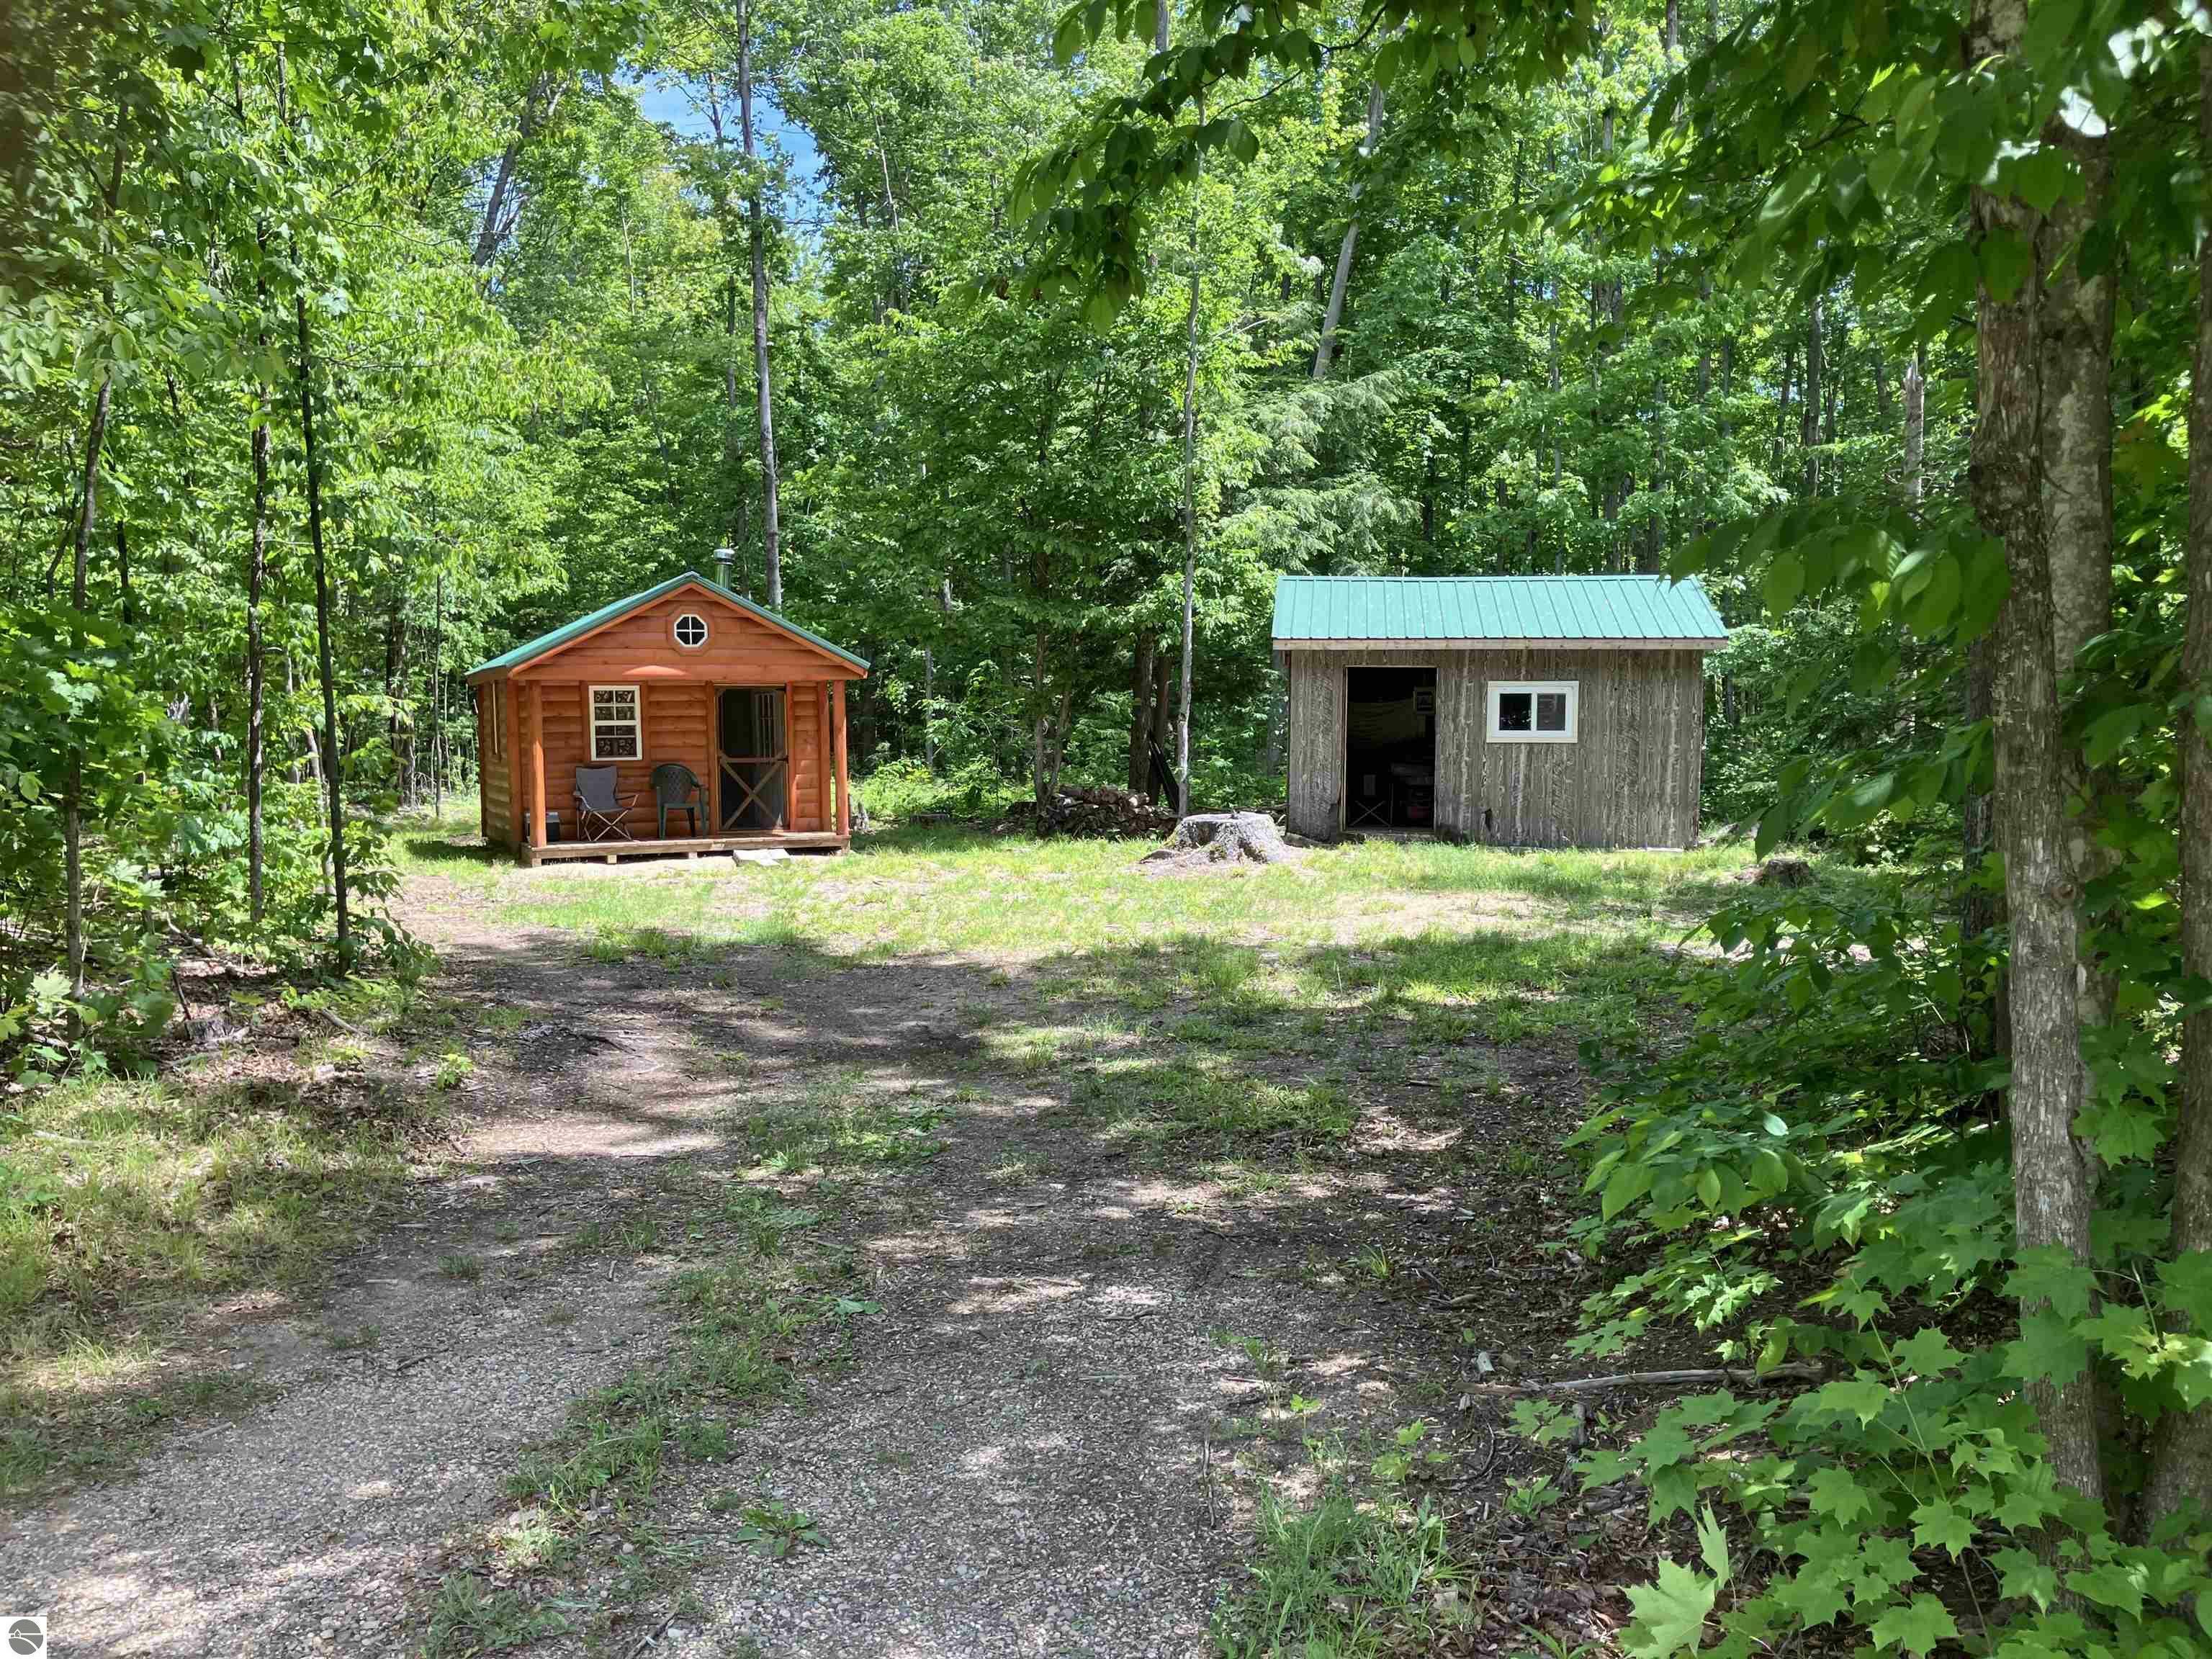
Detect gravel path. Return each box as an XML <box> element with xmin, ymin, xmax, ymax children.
<box><xmin>4</xmin><ymin>866</ymin><xmax>1491</xmax><ymax>1658</ymax></box>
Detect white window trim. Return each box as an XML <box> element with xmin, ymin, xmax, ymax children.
<box><xmin>672</xmin><ymin>611</ymin><xmax>709</xmax><ymax>649</ymax></box>
<box><xmin>486</xmin><ymin>683</ymin><xmax>507</xmax><ymax>758</ymax></box>
<box><xmin>588</xmin><ymin>684</ymin><xmax>644</xmax><ymax>761</ymax></box>
<box><xmin>1486</xmin><ymin>680</ymin><xmax>1579</xmax><ymax>744</ymax></box>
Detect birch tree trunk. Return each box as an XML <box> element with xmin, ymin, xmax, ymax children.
<box><xmin>737</xmin><ymin>0</ymin><xmax>783</xmax><ymax>608</ymax></box>
<box><xmin>1969</xmin><ymin>0</ymin><xmax>2101</xmax><ymax>1511</ymax></box>
<box><xmin>1802</xmin><ymin>294</ymin><xmax>1823</xmax><ymax>498</ymax></box>
<box><xmin>295</xmin><ymin>285</ymin><xmax>350</xmax><ymax>964</ymax></box>
<box><xmin>1313</xmin><ymin>83</ymin><xmax>1382</xmax><ymax>380</ymax></box>
<box><xmin>2144</xmin><ymin>37</ymin><xmax>2212</xmax><ymax>1532</ymax></box>
<box><xmin>1176</xmin><ymin>106</ymin><xmax>1205</xmax><ymax>819</ymax></box>
<box><xmin>1902</xmin><ymin>346</ymin><xmax>1925</xmax><ymax>508</ymax></box>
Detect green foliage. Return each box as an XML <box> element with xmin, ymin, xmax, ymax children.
<box><xmin>729</xmin><ymin>1495</ymin><xmax>829</xmax><ymax>1559</ymax></box>
<box><xmin>1563</xmin><ymin>858</ymin><xmax>2212</xmax><ymax>1653</ymax></box>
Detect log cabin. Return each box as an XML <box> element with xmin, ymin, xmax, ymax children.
<box><xmin>466</xmin><ymin>570</ymin><xmax>868</xmax><ymax>864</ymax></box>
<box><xmin>1274</xmin><ymin>574</ymin><xmax>1727</xmax><ymax>848</ymax></box>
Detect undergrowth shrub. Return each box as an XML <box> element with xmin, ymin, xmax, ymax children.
<box><xmin>1557</xmin><ymin>876</ymin><xmax>2212</xmax><ymax>1658</ymax></box>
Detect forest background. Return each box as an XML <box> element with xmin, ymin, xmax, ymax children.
<box><xmin>11</xmin><ymin>0</ymin><xmax>2212</xmax><ymax>1653</ymax></box>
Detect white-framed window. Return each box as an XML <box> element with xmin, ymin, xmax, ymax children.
<box><xmin>485</xmin><ymin>683</ymin><xmax>506</xmax><ymax>758</ymax></box>
<box><xmin>589</xmin><ymin>685</ymin><xmax>642</xmax><ymax>760</ymax></box>
<box><xmin>1487</xmin><ymin>680</ymin><xmax>1578</xmax><ymax>743</ymax></box>
<box><xmin>672</xmin><ymin>611</ymin><xmax>709</xmax><ymax>649</ymax></box>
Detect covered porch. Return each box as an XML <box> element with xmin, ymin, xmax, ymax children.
<box><xmin>469</xmin><ymin>571</ymin><xmax>868</xmax><ymax>866</ymax></box>
<box><xmin>509</xmin><ymin>675</ymin><xmax>853</xmax><ymax>863</ymax></box>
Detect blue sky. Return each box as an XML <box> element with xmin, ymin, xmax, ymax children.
<box><xmin>633</xmin><ymin>72</ymin><xmax>822</xmax><ymax>186</ymax></box>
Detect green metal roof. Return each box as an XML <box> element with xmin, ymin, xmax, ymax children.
<box><xmin>468</xmin><ymin>572</ymin><xmax>869</xmax><ymax>680</ymax></box>
<box><xmin>1271</xmin><ymin>575</ymin><xmax>1727</xmax><ymax>647</ymax></box>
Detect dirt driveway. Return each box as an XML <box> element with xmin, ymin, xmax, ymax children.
<box><xmin>5</xmin><ymin>855</ymin><xmax>1627</xmax><ymax>1658</ymax></box>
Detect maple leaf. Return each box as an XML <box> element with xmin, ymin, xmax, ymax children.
<box><xmin>1989</xmin><ymin>1546</ymin><xmax>2056</xmax><ymax>1611</ymax></box>
<box><xmin>1622</xmin><ymin>1559</ymin><xmax>1718</xmax><ymax>1659</ymax></box>
<box><xmin>1910</xmin><ymin>1496</ymin><xmax>1974</xmax><ymax>1557</ymax></box>
<box><xmin>1891</xmin><ymin>1327</ymin><xmax>1961</xmax><ymax>1375</ymax></box>
<box><xmin>2003</xmin><ymin>1308</ymin><xmax>2089</xmax><ymax>1387</ymax></box>
<box><xmin>1807</xmin><ymin>1465</ymin><xmax>1874</xmax><ymax>1525</ymax></box>
<box><xmin>1868</xmin><ymin>1593</ymin><xmax>1957</xmax><ymax>1655</ymax></box>
<box><xmin>2006</xmin><ymin>1247</ymin><xmax>2095</xmax><ymax>1318</ymax></box>
<box><xmin>2159</xmin><ymin>1250</ymin><xmax>2212</xmax><ymax>1330</ymax></box>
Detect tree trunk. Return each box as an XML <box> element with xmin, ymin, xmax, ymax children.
<box><xmin>1903</xmin><ymin>346</ymin><xmax>1926</xmax><ymax>508</ymax></box>
<box><xmin>63</xmin><ymin>369</ymin><xmax>114</xmax><ymax>1006</ymax></box>
<box><xmin>472</xmin><ymin>75</ymin><xmax>559</xmax><ymax>266</ymax></box>
<box><xmin>1176</xmin><ymin>116</ymin><xmax>1204</xmax><ymax>819</ymax></box>
<box><xmin>1128</xmin><ymin>632</ymin><xmax>1155</xmax><ymax>793</ymax></box>
<box><xmin>2144</xmin><ymin>37</ymin><xmax>2212</xmax><ymax>1532</ymax></box>
<box><xmin>296</xmin><ymin>286</ymin><xmax>350</xmax><ymax>965</ymax></box>
<box><xmin>1313</xmin><ymin>82</ymin><xmax>1382</xmax><ymax>379</ymax></box>
<box><xmin>247</xmin><ymin>385</ymin><xmax>271</xmax><ymax>924</ymax></box>
<box><xmin>1151</xmin><ymin>646</ymin><xmax>1174</xmax><ymax>762</ymax></box>
<box><xmin>2038</xmin><ymin>111</ymin><xmax>2119</xmax><ymax>1169</ymax></box>
<box><xmin>1970</xmin><ymin>0</ymin><xmax>2102</xmax><ymax>1511</ymax></box>
<box><xmin>737</xmin><ymin>0</ymin><xmax>783</xmax><ymax>608</ymax></box>
<box><xmin>428</xmin><ymin>570</ymin><xmax>444</xmax><ymax>819</ymax></box>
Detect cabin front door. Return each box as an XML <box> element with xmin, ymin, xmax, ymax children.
<box><xmin>716</xmin><ymin>687</ymin><xmax>788</xmax><ymax>832</ymax></box>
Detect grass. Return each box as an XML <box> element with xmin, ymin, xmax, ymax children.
<box><xmin>0</xmin><ymin>974</ymin><xmax>447</xmax><ymax>1494</ymax></box>
<box><xmin>424</xmin><ymin>1570</ymin><xmax>571</xmax><ymax>1658</ymax></box>
<box><xmin>1213</xmin><ymin>1437</ymin><xmax>1467</xmax><ymax>1659</ymax></box>
<box><xmin>389</xmin><ymin>819</ymin><xmax>1772</xmax><ymax>963</ymax></box>
<box><xmin>467</xmin><ymin>1223</ymin><xmax>860</xmax><ymax>1642</ymax></box>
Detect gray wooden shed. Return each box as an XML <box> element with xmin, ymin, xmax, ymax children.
<box><xmin>1273</xmin><ymin>574</ymin><xmax>1728</xmax><ymax>848</ymax></box>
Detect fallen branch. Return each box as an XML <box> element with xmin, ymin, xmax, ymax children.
<box><xmin>1459</xmin><ymin>1362</ymin><xmax>1826</xmax><ymax>1396</ymax></box>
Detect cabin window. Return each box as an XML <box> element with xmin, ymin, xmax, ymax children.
<box><xmin>1487</xmin><ymin>680</ymin><xmax>1578</xmax><ymax>743</ymax></box>
<box><xmin>589</xmin><ymin>685</ymin><xmax>642</xmax><ymax>760</ymax></box>
<box><xmin>485</xmin><ymin>683</ymin><xmax>506</xmax><ymax>757</ymax></box>
<box><xmin>673</xmin><ymin>611</ymin><xmax>709</xmax><ymax>649</ymax></box>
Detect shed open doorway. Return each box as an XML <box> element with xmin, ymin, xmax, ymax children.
<box><xmin>1344</xmin><ymin>666</ymin><xmax>1436</xmax><ymax>831</ymax></box>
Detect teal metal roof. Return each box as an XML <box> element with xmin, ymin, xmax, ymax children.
<box><xmin>1271</xmin><ymin>575</ymin><xmax>1727</xmax><ymax>647</ymax></box>
<box><xmin>468</xmin><ymin>572</ymin><xmax>869</xmax><ymax>680</ymax></box>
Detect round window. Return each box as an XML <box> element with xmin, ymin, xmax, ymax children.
<box><xmin>673</xmin><ymin>612</ymin><xmax>709</xmax><ymax>648</ymax></box>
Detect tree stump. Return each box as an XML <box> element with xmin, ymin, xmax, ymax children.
<box><xmin>1143</xmin><ymin>811</ymin><xmax>1295</xmax><ymax>866</ymax></box>
<box><xmin>1750</xmin><ymin>856</ymin><xmax>1814</xmax><ymax>888</ymax></box>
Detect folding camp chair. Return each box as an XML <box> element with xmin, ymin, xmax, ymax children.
<box><xmin>573</xmin><ymin>764</ymin><xmax>639</xmax><ymax>841</ymax></box>
<box><xmin>650</xmin><ymin>763</ymin><xmax>707</xmax><ymax>839</ymax></box>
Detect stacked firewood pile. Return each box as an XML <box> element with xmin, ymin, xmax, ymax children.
<box><xmin>997</xmin><ymin>786</ymin><xmax>1182</xmax><ymax>840</ymax></box>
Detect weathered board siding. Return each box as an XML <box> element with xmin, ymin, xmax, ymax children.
<box><xmin>479</xmin><ymin>684</ymin><xmax>513</xmax><ymax>846</ymax></box>
<box><xmin>1286</xmin><ymin>647</ymin><xmax>1437</xmax><ymax>839</ymax></box>
<box><xmin>1283</xmin><ymin>647</ymin><xmax>1704</xmax><ymax>848</ymax></box>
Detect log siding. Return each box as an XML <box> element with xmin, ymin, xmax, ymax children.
<box><xmin>472</xmin><ymin>580</ymin><xmax>862</xmax><ymax>855</ymax></box>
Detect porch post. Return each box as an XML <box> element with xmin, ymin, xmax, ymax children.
<box><xmin>708</xmin><ymin>683</ymin><xmax>721</xmax><ymax>834</ymax></box>
<box><xmin>833</xmin><ymin>678</ymin><xmax>850</xmax><ymax>839</ymax></box>
<box><xmin>528</xmin><ymin>680</ymin><xmax>546</xmax><ymax>850</ymax></box>
<box><xmin>783</xmin><ymin>682</ymin><xmax>799</xmax><ymax>831</ymax></box>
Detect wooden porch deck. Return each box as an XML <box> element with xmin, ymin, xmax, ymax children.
<box><xmin>521</xmin><ymin>831</ymin><xmax>849</xmax><ymax>866</ymax></box>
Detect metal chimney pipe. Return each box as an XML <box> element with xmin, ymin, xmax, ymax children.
<box><xmin>711</xmin><ymin>546</ymin><xmax>736</xmax><ymax>592</ymax></box>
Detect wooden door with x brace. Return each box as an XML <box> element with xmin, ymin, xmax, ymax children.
<box><xmin>716</xmin><ymin>686</ymin><xmax>788</xmax><ymax>832</ymax></box>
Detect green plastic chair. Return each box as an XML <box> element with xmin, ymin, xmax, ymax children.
<box><xmin>651</xmin><ymin>763</ymin><xmax>707</xmax><ymax>838</ymax></box>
